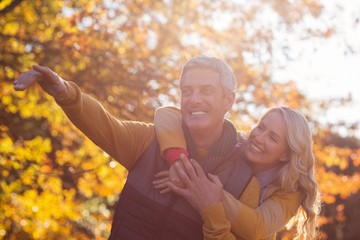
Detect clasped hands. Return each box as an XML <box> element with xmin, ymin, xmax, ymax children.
<box><xmin>153</xmin><ymin>154</ymin><xmax>224</xmax><ymax>211</ymax></box>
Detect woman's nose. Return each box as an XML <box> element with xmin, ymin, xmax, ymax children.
<box><xmin>254</xmin><ymin>131</ymin><xmax>266</xmax><ymax>143</ymax></box>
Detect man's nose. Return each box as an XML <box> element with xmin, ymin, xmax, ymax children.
<box><xmin>190</xmin><ymin>92</ymin><xmax>202</xmax><ymax>104</ymax></box>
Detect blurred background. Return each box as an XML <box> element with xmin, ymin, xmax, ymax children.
<box><xmin>0</xmin><ymin>0</ymin><xmax>359</xmax><ymax>239</ymax></box>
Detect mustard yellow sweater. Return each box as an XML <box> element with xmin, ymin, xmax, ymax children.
<box><xmin>155</xmin><ymin>106</ymin><xmax>304</xmax><ymax>240</ymax></box>
<box><xmin>57</xmin><ymin>81</ymin><xmax>155</xmax><ymax>170</ymax></box>
<box><xmin>57</xmin><ymin>82</ymin><xmax>303</xmax><ymax>240</ymax></box>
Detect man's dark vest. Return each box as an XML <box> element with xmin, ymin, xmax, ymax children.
<box><xmin>108</xmin><ymin>139</ymin><xmax>252</xmax><ymax>240</ymax></box>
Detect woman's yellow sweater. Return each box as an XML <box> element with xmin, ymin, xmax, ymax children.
<box><xmin>155</xmin><ymin>106</ymin><xmax>304</xmax><ymax>240</ymax></box>
<box><xmin>57</xmin><ymin>82</ymin><xmax>303</xmax><ymax>240</ymax></box>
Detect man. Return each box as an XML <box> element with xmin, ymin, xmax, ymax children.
<box><xmin>14</xmin><ymin>56</ymin><xmax>253</xmax><ymax>240</ymax></box>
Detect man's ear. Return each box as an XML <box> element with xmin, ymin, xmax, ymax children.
<box><xmin>224</xmin><ymin>91</ymin><xmax>235</xmax><ymax>111</ymax></box>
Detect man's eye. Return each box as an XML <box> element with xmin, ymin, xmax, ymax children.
<box><xmin>202</xmin><ymin>88</ymin><xmax>213</xmax><ymax>94</ymax></box>
<box><xmin>182</xmin><ymin>89</ymin><xmax>191</xmax><ymax>95</ymax></box>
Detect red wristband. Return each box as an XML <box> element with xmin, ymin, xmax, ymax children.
<box><xmin>164</xmin><ymin>148</ymin><xmax>189</xmax><ymax>165</ymax></box>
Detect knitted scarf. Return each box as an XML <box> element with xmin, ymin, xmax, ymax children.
<box><xmin>182</xmin><ymin>119</ymin><xmax>239</xmax><ymax>174</ymax></box>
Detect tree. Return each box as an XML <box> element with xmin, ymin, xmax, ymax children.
<box><xmin>1</xmin><ymin>0</ymin><xmax>359</xmax><ymax>239</ymax></box>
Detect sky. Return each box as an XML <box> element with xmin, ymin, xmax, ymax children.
<box><xmin>271</xmin><ymin>0</ymin><xmax>360</xmax><ymax>137</ymax></box>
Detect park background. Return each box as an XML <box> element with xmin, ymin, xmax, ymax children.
<box><xmin>1</xmin><ymin>0</ymin><xmax>360</xmax><ymax>239</ymax></box>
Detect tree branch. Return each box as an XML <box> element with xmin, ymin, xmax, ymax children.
<box><xmin>0</xmin><ymin>0</ymin><xmax>23</xmax><ymax>16</ymax></box>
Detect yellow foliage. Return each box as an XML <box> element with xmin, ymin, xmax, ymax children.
<box><xmin>1</xmin><ymin>0</ymin><xmax>359</xmax><ymax>239</ymax></box>
<box><xmin>314</xmin><ymin>145</ymin><xmax>351</xmax><ymax>170</ymax></box>
<box><xmin>0</xmin><ymin>137</ymin><xmax>14</xmax><ymax>154</ymax></box>
<box><xmin>0</xmin><ymin>0</ymin><xmax>12</xmax><ymax>9</ymax></box>
<box><xmin>78</xmin><ymin>173</ymin><xmax>95</xmax><ymax>198</ymax></box>
<box><xmin>23</xmin><ymin>5</ymin><xmax>38</xmax><ymax>24</ymax></box>
<box><xmin>3</xmin><ymin>22</ymin><xmax>19</xmax><ymax>35</ymax></box>
<box><xmin>44</xmin><ymin>177</ymin><xmax>63</xmax><ymax>194</ymax></box>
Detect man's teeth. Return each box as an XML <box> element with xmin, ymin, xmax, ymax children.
<box><xmin>191</xmin><ymin>111</ymin><xmax>207</xmax><ymax>115</ymax></box>
<box><xmin>251</xmin><ymin>143</ymin><xmax>262</xmax><ymax>153</ymax></box>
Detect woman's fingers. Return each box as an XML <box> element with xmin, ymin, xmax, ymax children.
<box><xmin>168</xmin><ymin>181</ymin><xmax>189</xmax><ymax>198</ymax></box>
<box><xmin>189</xmin><ymin>158</ymin><xmax>207</xmax><ymax>179</ymax></box>
<box><xmin>208</xmin><ymin>173</ymin><xmax>222</xmax><ymax>186</ymax></box>
<box><xmin>169</xmin><ymin>164</ymin><xmax>185</xmax><ymax>188</ymax></box>
<box><xmin>179</xmin><ymin>154</ymin><xmax>198</xmax><ymax>180</ymax></box>
<box><xmin>174</xmin><ymin>160</ymin><xmax>192</xmax><ymax>186</ymax></box>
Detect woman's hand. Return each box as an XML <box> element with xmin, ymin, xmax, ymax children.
<box><xmin>169</xmin><ymin>154</ymin><xmax>224</xmax><ymax>211</ymax></box>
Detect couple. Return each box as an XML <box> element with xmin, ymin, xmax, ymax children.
<box><xmin>14</xmin><ymin>55</ymin><xmax>320</xmax><ymax>239</ymax></box>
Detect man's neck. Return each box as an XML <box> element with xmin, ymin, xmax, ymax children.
<box><xmin>190</xmin><ymin>127</ymin><xmax>223</xmax><ymax>150</ymax></box>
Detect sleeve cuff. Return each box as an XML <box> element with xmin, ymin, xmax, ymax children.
<box><xmin>164</xmin><ymin>148</ymin><xmax>189</xmax><ymax>165</ymax></box>
<box><xmin>199</xmin><ymin>202</ymin><xmax>229</xmax><ymax>229</ymax></box>
<box><xmin>55</xmin><ymin>81</ymin><xmax>79</xmax><ymax>106</ymax></box>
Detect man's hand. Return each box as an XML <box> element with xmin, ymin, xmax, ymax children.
<box><xmin>14</xmin><ymin>65</ymin><xmax>67</xmax><ymax>100</ymax></box>
<box><xmin>153</xmin><ymin>162</ymin><xmax>186</xmax><ymax>194</ymax></box>
<box><xmin>168</xmin><ymin>154</ymin><xmax>224</xmax><ymax>211</ymax></box>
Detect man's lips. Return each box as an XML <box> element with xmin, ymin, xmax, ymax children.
<box><xmin>190</xmin><ymin>111</ymin><xmax>207</xmax><ymax>116</ymax></box>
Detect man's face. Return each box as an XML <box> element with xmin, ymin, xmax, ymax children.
<box><xmin>180</xmin><ymin>68</ymin><xmax>234</xmax><ymax>133</ymax></box>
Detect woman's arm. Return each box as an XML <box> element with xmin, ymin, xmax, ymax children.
<box><xmin>200</xmin><ymin>203</ymin><xmax>236</xmax><ymax>240</ymax></box>
<box><xmin>154</xmin><ymin>106</ymin><xmax>189</xmax><ymax>188</ymax></box>
<box><xmin>168</xmin><ymin>155</ymin><xmax>237</xmax><ymax>240</ymax></box>
<box><xmin>224</xmin><ymin>188</ymin><xmax>304</xmax><ymax>239</ymax></box>
<box><xmin>170</xmin><ymin>155</ymin><xmax>304</xmax><ymax>240</ymax></box>
<box><xmin>154</xmin><ymin>106</ymin><xmax>187</xmax><ymax>159</ymax></box>
<box><xmin>154</xmin><ymin>106</ymin><xmax>304</xmax><ymax>239</ymax></box>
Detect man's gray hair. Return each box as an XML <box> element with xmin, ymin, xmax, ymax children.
<box><xmin>180</xmin><ymin>55</ymin><xmax>237</xmax><ymax>92</ymax></box>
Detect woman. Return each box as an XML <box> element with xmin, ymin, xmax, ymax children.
<box><xmin>153</xmin><ymin>106</ymin><xmax>321</xmax><ymax>240</ymax></box>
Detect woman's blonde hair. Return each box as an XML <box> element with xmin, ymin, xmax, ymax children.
<box><xmin>261</xmin><ymin>107</ymin><xmax>321</xmax><ymax>239</ymax></box>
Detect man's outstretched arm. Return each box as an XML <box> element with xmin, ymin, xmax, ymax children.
<box><xmin>14</xmin><ymin>65</ymin><xmax>155</xmax><ymax>170</ymax></box>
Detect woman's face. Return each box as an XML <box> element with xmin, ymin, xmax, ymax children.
<box><xmin>244</xmin><ymin>111</ymin><xmax>290</xmax><ymax>173</ymax></box>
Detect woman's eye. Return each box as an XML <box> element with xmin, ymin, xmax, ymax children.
<box><xmin>270</xmin><ymin>135</ymin><xmax>278</xmax><ymax>143</ymax></box>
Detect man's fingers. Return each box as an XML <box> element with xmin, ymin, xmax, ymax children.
<box><xmin>32</xmin><ymin>65</ymin><xmax>59</xmax><ymax>83</ymax></box>
<box><xmin>32</xmin><ymin>65</ymin><xmax>51</xmax><ymax>76</ymax></box>
<box><xmin>152</xmin><ymin>174</ymin><xmax>169</xmax><ymax>186</ymax></box>
<box><xmin>154</xmin><ymin>170</ymin><xmax>169</xmax><ymax>178</ymax></box>
<box><xmin>159</xmin><ymin>187</ymin><xmax>172</xmax><ymax>194</ymax></box>
<box><xmin>14</xmin><ymin>71</ymin><xmax>41</xmax><ymax>91</ymax></box>
<box><xmin>153</xmin><ymin>181</ymin><xmax>168</xmax><ymax>189</ymax></box>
